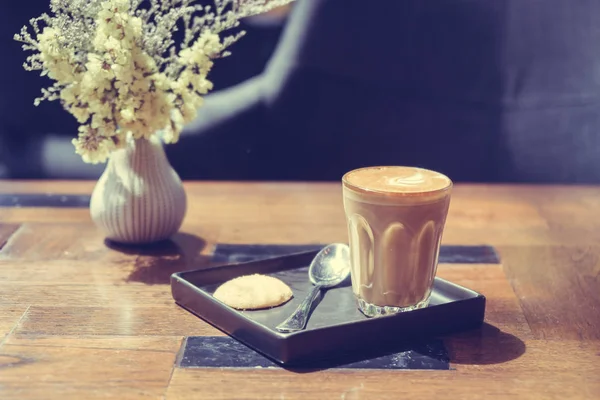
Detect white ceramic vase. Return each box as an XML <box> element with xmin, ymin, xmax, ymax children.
<box><xmin>90</xmin><ymin>136</ymin><xmax>187</xmax><ymax>245</ymax></box>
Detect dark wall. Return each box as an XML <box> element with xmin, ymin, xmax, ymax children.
<box><xmin>3</xmin><ymin>1</ymin><xmax>600</xmax><ymax>184</ymax></box>
<box><xmin>170</xmin><ymin>0</ymin><xmax>600</xmax><ymax>184</ymax></box>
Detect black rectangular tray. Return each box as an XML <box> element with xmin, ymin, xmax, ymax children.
<box><xmin>171</xmin><ymin>250</ymin><xmax>486</xmax><ymax>366</ymax></box>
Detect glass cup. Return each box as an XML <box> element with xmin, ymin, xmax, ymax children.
<box><xmin>342</xmin><ymin>166</ymin><xmax>452</xmax><ymax>317</ymax></box>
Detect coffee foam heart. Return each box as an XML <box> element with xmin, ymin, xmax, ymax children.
<box><xmin>343</xmin><ymin>166</ymin><xmax>451</xmax><ymax>195</ymax></box>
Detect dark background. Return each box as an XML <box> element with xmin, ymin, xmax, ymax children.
<box><xmin>2</xmin><ymin>0</ymin><xmax>600</xmax><ymax>184</ymax></box>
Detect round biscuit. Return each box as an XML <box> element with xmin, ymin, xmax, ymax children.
<box><xmin>213</xmin><ymin>274</ymin><xmax>293</xmax><ymax>310</ymax></box>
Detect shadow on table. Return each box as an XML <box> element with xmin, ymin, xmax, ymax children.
<box><xmin>262</xmin><ymin>323</ymin><xmax>525</xmax><ymax>373</ymax></box>
<box><xmin>444</xmin><ymin>322</ymin><xmax>527</xmax><ymax>365</ymax></box>
<box><xmin>198</xmin><ymin>323</ymin><xmax>524</xmax><ymax>373</ymax></box>
<box><xmin>105</xmin><ymin>232</ymin><xmax>210</xmax><ymax>285</ymax></box>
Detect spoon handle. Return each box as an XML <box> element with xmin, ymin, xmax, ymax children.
<box><xmin>275</xmin><ymin>284</ymin><xmax>322</xmax><ymax>333</ymax></box>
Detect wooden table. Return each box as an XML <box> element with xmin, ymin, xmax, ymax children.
<box><xmin>0</xmin><ymin>181</ymin><xmax>598</xmax><ymax>399</ymax></box>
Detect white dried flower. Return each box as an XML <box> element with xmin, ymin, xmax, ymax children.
<box><xmin>15</xmin><ymin>0</ymin><xmax>296</xmax><ymax>163</ymax></box>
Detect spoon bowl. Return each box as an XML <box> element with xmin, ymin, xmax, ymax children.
<box><xmin>276</xmin><ymin>243</ymin><xmax>351</xmax><ymax>333</ymax></box>
<box><xmin>309</xmin><ymin>243</ymin><xmax>351</xmax><ymax>287</ymax></box>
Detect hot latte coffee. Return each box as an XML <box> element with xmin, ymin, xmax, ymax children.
<box><xmin>342</xmin><ymin>166</ymin><xmax>452</xmax><ymax>317</ymax></box>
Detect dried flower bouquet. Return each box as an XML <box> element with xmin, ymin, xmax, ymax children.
<box><xmin>15</xmin><ymin>0</ymin><xmax>294</xmax><ymax>164</ymax></box>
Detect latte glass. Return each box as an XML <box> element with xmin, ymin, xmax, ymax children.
<box><xmin>342</xmin><ymin>166</ymin><xmax>452</xmax><ymax>317</ymax></box>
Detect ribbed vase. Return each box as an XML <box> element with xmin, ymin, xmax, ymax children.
<box><xmin>90</xmin><ymin>136</ymin><xmax>187</xmax><ymax>245</ymax></box>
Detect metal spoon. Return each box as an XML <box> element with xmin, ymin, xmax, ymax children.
<box><xmin>276</xmin><ymin>243</ymin><xmax>350</xmax><ymax>333</ymax></box>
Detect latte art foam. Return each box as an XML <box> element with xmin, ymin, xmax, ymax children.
<box><xmin>387</xmin><ymin>172</ymin><xmax>426</xmax><ymax>187</ymax></box>
<box><xmin>344</xmin><ymin>166</ymin><xmax>451</xmax><ymax>195</ymax></box>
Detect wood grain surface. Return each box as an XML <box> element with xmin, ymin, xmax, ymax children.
<box><xmin>0</xmin><ymin>181</ymin><xmax>599</xmax><ymax>399</ymax></box>
<box><xmin>0</xmin><ymin>224</ymin><xmax>20</xmax><ymax>252</ymax></box>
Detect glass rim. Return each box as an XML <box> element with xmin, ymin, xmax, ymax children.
<box><xmin>342</xmin><ymin>166</ymin><xmax>453</xmax><ymax>198</ymax></box>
